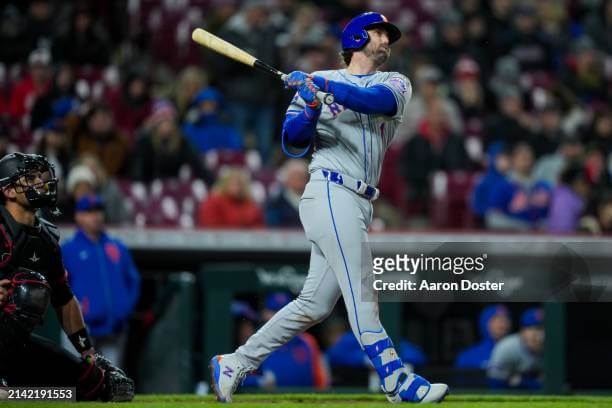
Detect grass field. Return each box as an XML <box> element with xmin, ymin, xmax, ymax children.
<box><xmin>12</xmin><ymin>394</ymin><xmax>612</xmax><ymax>408</ymax></box>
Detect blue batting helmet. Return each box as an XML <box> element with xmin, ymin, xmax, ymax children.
<box><xmin>341</xmin><ymin>12</ymin><xmax>401</xmax><ymax>51</ymax></box>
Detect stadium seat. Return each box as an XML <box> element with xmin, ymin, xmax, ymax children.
<box><xmin>203</xmin><ymin>150</ymin><xmax>247</xmax><ymax>174</ymax></box>
<box><xmin>245</xmin><ymin>150</ymin><xmax>262</xmax><ymax>172</ymax></box>
<box><xmin>250</xmin><ymin>181</ymin><xmax>266</xmax><ymax>205</ymax></box>
<box><xmin>252</xmin><ymin>167</ymin><xmax>277</xmax><ymax>197</ymax></box>
<box><xmin>116</xmin><ymin>177</ymin><xmax>208</xmax><ymax>228</ymax></box>
<box><xmin>191</xmin><ymin>179</ymin><xmax>208</xmax><ymax>202</ymax></box>
<box><xmin>429</xmin><ymin>170</ymin><xmax>480</xmax><ymax>229</ymax></box>
<box><xmin>379</xmin><ymin>142</ymin><xmax>408</xmax><ymax>211</ymax></box>
<box><xmin>144</xmin><ymin>195</ymin><xmax>180</xmax><ymax>226</ymax></box>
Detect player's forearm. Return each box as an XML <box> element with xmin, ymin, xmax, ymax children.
<box><xmin>58</xmin><ymin>296</ymin><xmax>96</xmax><ymax>355</ymax></box>
<box><xmin>282</xmin><ymin>108</ymin><xmax>320</xmax><ymax>146</ymax></box>
<box><xmin>57</xmin><ymin>296</ymin><xmax>87</xmax><ymax>336</ymax></box>
<box><xmin>311</xmin><ymin>77</ymin><xmax>396</xmax><ymax>115</ymax></box>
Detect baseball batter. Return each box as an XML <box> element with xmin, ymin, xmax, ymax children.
<box><xmin>211</xmin><ymin>12</ymin><xmax>449</xmax><ymax>404</ymax></box>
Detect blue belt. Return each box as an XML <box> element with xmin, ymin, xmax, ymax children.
<box><xmin>321</xmin><ymin>169</ymin><xmax>380</xmax><ymax>201</ymax></box>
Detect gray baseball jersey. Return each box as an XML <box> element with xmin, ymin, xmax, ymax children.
<box><xmin>286</xmin><ymin>69</ymin><xmax>412</xmax><ymax>186</ymax></box>
<box><xmin>236</xmin><ymin>69</ymin><xmax>413</xmax><ymax>394</ymax></box>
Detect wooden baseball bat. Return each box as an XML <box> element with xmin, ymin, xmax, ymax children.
<box><xmin>191</xmin><ymin>28</ymin><xmax>334</xmax><ymax>105</ymax></box>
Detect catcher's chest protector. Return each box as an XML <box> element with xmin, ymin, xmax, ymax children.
<box><xmin>0</xmin><ymin>205</ymin><xmax>61</xmax><ymax>281</ymax></box>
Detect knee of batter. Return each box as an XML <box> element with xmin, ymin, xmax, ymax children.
<box><xmin>293</xmin><ymin>294</ymin><xmax>337</xmax><ymax>324</ymax></box>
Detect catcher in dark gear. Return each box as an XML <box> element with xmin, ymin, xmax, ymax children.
<box><xmin>0</xmin><ymin>153</ymin><xmax>134</xmax><ymax>402</ymax></box>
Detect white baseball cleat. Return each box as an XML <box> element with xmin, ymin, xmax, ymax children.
<box><xmin>385</xmin><ymin>371</ymin><xmax>449</xmax><ymax>404</ymax></box>
<box><xmin>416</xmin><ymin>383</ymin><xmax>449</xmax><ymax>403</ymax></box>
<box><xmin>209</xmin><ymin>354</ymin><xmax>249</xmax><ymax>403</ymax></box>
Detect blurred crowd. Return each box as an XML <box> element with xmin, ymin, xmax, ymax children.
<box><xmin>1</xmin><ymin>0</ymin><xmax>612</xmax><ymax>233</ymax></box>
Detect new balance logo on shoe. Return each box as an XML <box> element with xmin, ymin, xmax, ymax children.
<box><xmin>223</xmin><ymin>366</ymin><xmax>234</xmax><ymax>378</ymax></box>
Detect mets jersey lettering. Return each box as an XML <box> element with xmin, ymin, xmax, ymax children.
<box><xmin>287</xmin><ymin>69</ymin><xmax>411</xmax><ymax>186</ymax></box>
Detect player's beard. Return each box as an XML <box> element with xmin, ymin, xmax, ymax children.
<box><xmin>364</xmin><ymin>44</ymin><xmax>390</xmax><ymax>67</ymax></box>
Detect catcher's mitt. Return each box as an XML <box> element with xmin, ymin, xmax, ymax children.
<box><xmin>94</xmin><ymin>353</ymin><xmax>135</xmax><ymax>402</ymax></box>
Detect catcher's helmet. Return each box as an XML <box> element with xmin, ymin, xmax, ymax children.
<box><xmin>341</xmin><ymin>12</ymin><xmax>401</xmax><ymax>51</ymax></box>
<box><xmin>0</xmin><ymin>153</ymin><xmax>58</xmax><ymax>209</ymax></box>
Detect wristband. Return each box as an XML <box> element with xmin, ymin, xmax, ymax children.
<box><xmin>306</xmin><ymin>99</ymin><xmax>321</xmax><ymax>109</ymax></box>
<box><xmin>68</xmin><ymin>328</ymin><xmax>93</xmax><ymax>354</ymax></box>
<box><xmin>304</xmin><ymin>105</ymin><xmax>321</xmax><ymax>122</ymax></box>
<box><xmin>310</xmin><ymin>75</ymin><xmax>329</xmax><ymax>92</ymax></box>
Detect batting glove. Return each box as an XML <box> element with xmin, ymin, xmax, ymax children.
<box><xmin>298</xmin><ymin>79</ymin><xmax>321</xmax><ymax>109</ymax></box>
<box><xmin>284</xmin><ymin>71</ymin><xmax>309</xmax><ymax>89</ymax></box>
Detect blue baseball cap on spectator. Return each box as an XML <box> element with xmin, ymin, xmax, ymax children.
<box><xmin>231</xmin><ymin>300</ymin><xmax>260</xmax><ymax>322</ymax></box>
<box><xmin>75</xmin><ymin>194</ymin><xmax>105</xmax><ymax>212</ymax></box>
<box><xmin>192</xmin><ymin>87</ymin><xmax>223</xmax><ymax>106</ymax></box>
<box><xmin>521</xmin><ymin>308</ymin><xmax>544</xmax><ymax>328</ymax></box>
<box><xmin>265</xmin><ymin>292</ymin><xmax>292</xmax><ymax>312</ymax></box>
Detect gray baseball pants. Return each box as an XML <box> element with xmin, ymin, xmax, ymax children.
<box><xmin>236</xmin><ymin>174</ymin><xmax>389</xmax><ymax>369</ymax></box>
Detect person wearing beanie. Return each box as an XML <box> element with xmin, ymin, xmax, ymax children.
<box><xmin>451</xmin><ymin>56</ymin><xmax>489</xmax><ymax>137</ymax></box>
<box><xmin>455</xmin><ymin>304</ymin><xmax>512</xmax><ymax>370</ymax></box>
<box><xmin>48</xmin><ymin>163</ymin><xmax>99</xmax><ymax>223</ymax></box>
<box><xmin>131</xmin><ymin>100</ymin><xmax>213</xmax><ymax>184</ymax></box>
<box><xmin>9</xmin><ymin>48</ymin><xmax>52</xmax><ymax>121</ymax></box>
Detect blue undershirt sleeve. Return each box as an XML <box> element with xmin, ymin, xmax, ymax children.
<box><xmin>311</xmin><ymin>77</ymin><xmax>397</xmax><ymax>116</ymax></box>
<box><xmin>281</xmin><ymin>106</ymin><xmax>320</xmax><ymax>158</ymax></box>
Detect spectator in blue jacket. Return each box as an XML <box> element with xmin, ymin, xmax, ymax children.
<box><xmin>181</xmin><ymin>87</ymin><xmax>243</xmax><ymax>154</ymax></box>
<box><xmin>455</xmin><ymin>304</ymin><xmax>512</xmax><ymax>369</ymax></box>
<box><xmin>485</xmin><ymin>142</ymin><xmax>552</xmax><ymax>230</ymax></box>
<box><xmin>471</xmin><ymin>142</ymin><xmax>511</xmax><ymax>220</ymax></box>
<box><xmin>61</xmin><ymin>194</ymin><xmax>141</xmax><ymax>367</ymax></box>
<box><xmin>243</xmin><ymin>292</ymin><xmax>330</xmax><ymax>389</ymax></box>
